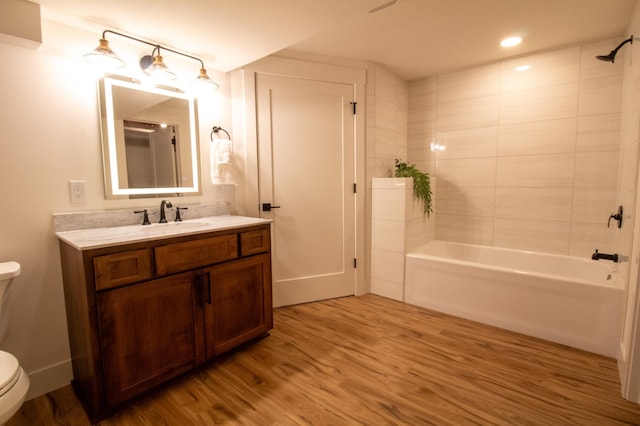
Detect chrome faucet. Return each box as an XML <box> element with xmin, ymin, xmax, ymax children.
<box><xmin>159</xmin><ymin>200</ymin><xmax>173</xmax><ymax>223</ymax></box>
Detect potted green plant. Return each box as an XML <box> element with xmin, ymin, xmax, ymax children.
<box><xmin>394</xmin><ymin>159</ymin><xmax>433</xmax><ymax>217</ymax></box>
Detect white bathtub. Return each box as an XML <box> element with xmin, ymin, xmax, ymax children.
<box><xmin>405</xmin><ymin>240</ymin><xmax>624</xmax><ymax>358</ymax></box>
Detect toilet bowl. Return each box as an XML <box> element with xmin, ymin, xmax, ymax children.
<box><xmin>0</xmin><ymin>262</ymin><xmax>29</xmax><ymax>424</ymax></box>
<box><xmin>0</xmin><ymin>351</ymin><xmax>29</xmax><ymax>424</ymax></box>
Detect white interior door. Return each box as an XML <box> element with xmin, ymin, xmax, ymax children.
<box><xmin>256</xmin><ymin>74</ymin><xmax>355</xmax><ymax>307</ymax></box>
<box><xmin>149</xmin><ymin>126</ymin><xmax>177</xmax><ymax>187</ymax></box>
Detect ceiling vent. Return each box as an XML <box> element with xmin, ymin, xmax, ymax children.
<box><xmin>369</xmin><ymin>0</ymin><xmax>399</xmax><ymax>14</ymax></box>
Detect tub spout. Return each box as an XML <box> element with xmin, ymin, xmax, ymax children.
<box><xmin>592</xmin><ymin>249</ymin><xmax>619</xmax><ymax>263</ymax></box>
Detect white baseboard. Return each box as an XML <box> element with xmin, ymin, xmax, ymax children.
<box><xmin>25</xmin><ymin>358</ymin><xmax>73</xmax><ymax>400</ymax></box>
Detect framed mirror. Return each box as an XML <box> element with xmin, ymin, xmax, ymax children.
<box><xmin>98</xmin><ymin>75</ymin><xmax>201</xmax><ymax>199</ymax></box>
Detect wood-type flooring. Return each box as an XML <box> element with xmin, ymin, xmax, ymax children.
<box><xmin>8</xmin><ymin>294</ymin><xmax>640</xmax><ymax>425</ymax></box>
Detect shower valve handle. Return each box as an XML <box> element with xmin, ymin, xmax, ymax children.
<box><xmin>608</xmin><ymin>205</ymin><xmax>623</xmax><ymax>229</ymax></box>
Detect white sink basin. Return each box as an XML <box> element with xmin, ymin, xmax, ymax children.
<box><xmin>140</xmin><ymin>221</ymin><xmax>212</xmax><ymax>233</ymax></box>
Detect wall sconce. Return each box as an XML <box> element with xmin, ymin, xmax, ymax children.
<box><xmin>210</xmin><ymin>126</ymin><xmax>232</xmax><ymax>165</ymax></box>
<box><xmin>83</xmin><ymin>29</ymin><xmax>219</xmax><ymax>89</ymax></box>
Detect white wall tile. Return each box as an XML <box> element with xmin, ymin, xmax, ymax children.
<box><xmin>500</xmin><ymin>47</ymin><xmax>580</xmax><ymax>93</ymax></box>
<box><xmin>436</xmin><ymin>182</ymin><xmax>495</xmax><ymax>217</ymax></box>
<box><xmin>436</xmin><ymin>157</ymin><xmax>496</xmax><ymax>188</ymax></box>
<box><xmin>569</xmin><ymin>222</ymin><xmax>614</xmax><ymax>258</ymax></box>
<box><xmin>497</xmin><ymin>118</ymin><xmax>577</xmax><ymax>156</ymax></box>
<box><xmin>619</xmin><ymin>142</ymin><xmax>639</xmax><ymax>192</ymax></box>
<box><xmin>371</xmin><ymin>218</ymin><xmax>405</xmax><ymax>253</ymax></box>
<box><xmin>372</xmin><ymin>188</ymin><xmax>408</xmax><ymax>220</ymax></box>
<box><xmin>494</xmin><ymin>218</ymin><xmax>571</xmax><ymax>254</ymax></box>
<box><xmin>495</xmin><ymin>187</ymin><xmax>573</xmax><ymax>221</ymax></box>
<box><xmin>435</xmin><ymin>126</ymin><xmax>498</xmax><ymax>160</ymax></box>
<box><xmin>408</xmin><ymin>106</ymin><xmax>436</xmax><ymax>138</ymax></box>
<box><xmin>407</xmin><ymin>139</ymin><xmax>434</xmax><ymax>175</ymax></box>
<box><xmin>406</xmin><ymin>215</ymin><xmax>434</xmax><ymax>251</ymax></box>
<box><xmin>370</xmin><ymin>277</ymin><xmax>404</xmax><ymax>301</ymax></box>
<box><xmin>374</xmin><ymin>64</ymin><xmax>399</xmax><ymax>103</ymax></box>
<box><xmin>574</xmin><ymin>151</ymin><xmax>619</xmax><ymax>188</ymax></box>
<box><xmin>576</xmin><ymin>114</ymin><xmax>621</xmax><ymax>152</ymax></box>
<box><xmin>370</xmin><ymin>248</ymin><xmax>405</xmax><ymax>283</ymax></box>
<box><xmin>435</xmin><ymin>214</ymin><xmax>494</xmax><ymax>245</ymax></box>
<box><xmin>496</xmin><ymin>153</ymin><xmax>575</xmax><ymax>188</ymax></box>
<box><xmin>572</xmin><ymin>188</ymin><xmax>617</xmax><ymax>224</ymax></box>
<box><xmin>578</xmin><ymin>74</ymin><xmax>623</xmax><ymax>117</ymax></box>
<box><xmin>499</xmin><ymin>82</ymin><xmax>579</xmax><ymax>125</ymax></box>
<box><xmin>408</xmin><ymin>78</ymin><xmax>437</xmax><ymax>109</ymax></box>
<box><xmin>437</xmin><ymin>63</ymin><xmax>500</xmax><ymax>103</ymax></box>
<box><xmin>375</xmin><ymin>97</ymin><xmax>399</xmax><ymax>131</ymax></box>
<box><xmin>437</xmin><ymin>95</ymin><xmax>499</xmax><ymax>131</ymax></box>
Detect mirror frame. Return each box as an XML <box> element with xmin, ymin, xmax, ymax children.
<box><xmin>98</xmin><ymin>75</ymin><xmax>202</xmax><ymax>198</ymax></box>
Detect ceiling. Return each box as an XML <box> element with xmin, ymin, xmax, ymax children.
<box><xmin>37</xmin><ymin>0</ymin><xmax>637</xmax><ymax>81</ymax></box>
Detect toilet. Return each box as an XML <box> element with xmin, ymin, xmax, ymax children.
<box><xmin>0</xmin><ymin>262</ymin><xmax>29</xmax><ymax>424</ymax></box>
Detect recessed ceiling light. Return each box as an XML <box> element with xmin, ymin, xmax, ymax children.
<box><xmin>515</xmin><ymin>65</ymin><xmax>531</xmax><ymax>72</ymax></box>
<box><xmin>501</xmin><ymin>36</ymin><xmax>522</xmax><ymax>47</ymax></box>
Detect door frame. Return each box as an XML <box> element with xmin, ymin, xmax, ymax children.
<box><xmin>230</xmin><ymin>55</ymin><xmax>367</xmax><ymax>296</ymax></box>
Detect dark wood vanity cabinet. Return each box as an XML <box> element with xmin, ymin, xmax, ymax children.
<box><xmin>96</xmin><ymin>271</ymin><xmax>204</xmax><ymax>408</ymax></box>
<box><xmin>58</xmin><ymin>224</ymin><xmax>272</xmax><ymax>422</ymax></box>
<box><xmin>204</xmin><ymin>254</ymin><xmax>272</xmax><ymax>358</ymax></box>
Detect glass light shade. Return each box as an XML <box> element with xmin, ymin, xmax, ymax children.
<box><xmin>145</xmin><ymin>54</ymin><xmax>177</xmax><ymax>82</ymax></box>
<box><xmin>192</xmin><ymin>68</ymin><xmax>219</xmax><ymax>90</ymax></box>
<box><xmin>83</xmin><ymin>38</ymin><xmax>126</xmax><ymax>68</ymax></box>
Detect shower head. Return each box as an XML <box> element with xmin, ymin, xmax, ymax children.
<box><xmin>596</xmin><ymin>35</ymin><xmax>633</xmax><ymax>63</ymax></box>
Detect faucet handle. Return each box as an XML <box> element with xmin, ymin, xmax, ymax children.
<box><xmin>175</xmin><ymin>207</ymin><xmax>188</xmax><ymax>222</ymax></box>
<box><xmin>134</xmin><ymin>209</ymin><xmax>151</xmax><ymax>225</ymax></box>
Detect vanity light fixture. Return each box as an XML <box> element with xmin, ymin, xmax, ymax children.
<box><xmin>514</xmin><ymin>64</ymin><xmax>531</xmax><ymax>72</ymax></box>
<box><xmin>84</xmin><ymin>30</ymin><xmax>218</xmax><ymax>88</ymax></box>
<box><xmin>140</xmin><ymin>47</ymin><xmax>177</xmax><ymax>82</ymax></box>
<box><xmin>83</xmin><ymin>37</ymin><xmax>126</xmax><ymax>68</ymax></box>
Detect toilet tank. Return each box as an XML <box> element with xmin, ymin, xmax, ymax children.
<box><xmin>0</xmin><ymin>262</ymin><xmax>20</xmax><ymax>343</ymax></box>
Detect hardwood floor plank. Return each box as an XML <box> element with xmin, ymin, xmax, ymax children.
<box><xmin>8</xmin><ymin>294</ymin><xmax>640</xmax><ymax>425</ymax></box>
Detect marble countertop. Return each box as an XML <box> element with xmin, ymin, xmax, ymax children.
<box><xmin>55</xmin><ymin>215</ymin><xmax>271</xmax><ymax>250</ymax></box>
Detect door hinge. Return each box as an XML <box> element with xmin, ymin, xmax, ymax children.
<box><xmin>353</xmin><ymin>258</ymin><xmax>357</xmax><ymax>268</ymax></box>
<box><xmin>350</xmin><ymin>101</ymin><xmax>357</xmax><ymax>115</ymax></box>
<box><xmin>353</xmin><ymin>183</ymin><xmax>357</xmax><ymax>193</ymax></box>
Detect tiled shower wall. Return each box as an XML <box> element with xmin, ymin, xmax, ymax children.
<box><xmin>366</xmin><ymin>64</ymin><xmax>409</xmax><ymax>291</ymax></box>
<box><xmin>408</xmin><ymin>37</ymin><xmax>626</xmax><ymax>257</ymax></box>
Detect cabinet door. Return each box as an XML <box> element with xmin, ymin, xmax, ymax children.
<box><xmin>204</xmin><ymin>254</ymin><xmax>273</xmax><ymax>358</ymax></box>
<box><xmin>97</xmin><ymin>271</ymin><xmax>205</xmax><ymax>407</ymax></box>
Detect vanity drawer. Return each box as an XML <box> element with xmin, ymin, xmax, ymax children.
<box><xmin>94</xmin><ymin>249</ymin><xmax>153</xmax><ymax>291</ymax></box>
<box><xmin>155</xmin><ymin>234</ymin><xmax>238</xmax><ymax>275</ymax></box>
<box><xmin>240</xmin><ymin>228</ymin><xmax>270</xmax><ymax>256</ymax></box>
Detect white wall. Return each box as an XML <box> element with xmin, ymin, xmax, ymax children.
<box><xmin>0</xmin><ymin>12</ymin><xmax>232</xmax><ymax>399</ymax></box>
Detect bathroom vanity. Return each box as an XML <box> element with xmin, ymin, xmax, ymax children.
<box><xmin>56</xmin><ymin>216</ymin><xmax>272</xmax><ymax>421</ymax></box>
